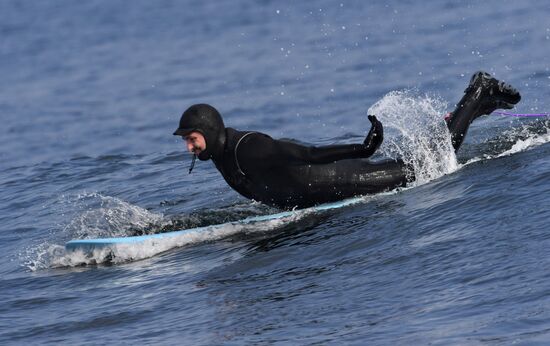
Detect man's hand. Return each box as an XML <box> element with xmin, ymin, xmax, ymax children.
<box><xmin>363</xmin><ymin>115</ymin><xmax>383</xmax><ymax>155</ymax></box>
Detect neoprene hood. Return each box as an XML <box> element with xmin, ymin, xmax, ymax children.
<box><xmin>173</xmin><ymin>104</ymin><xmax>226</xmax><ymax>161</ymax></box>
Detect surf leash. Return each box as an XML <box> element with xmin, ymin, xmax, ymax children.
<box><xmin>493</xmin><ymin>111</ymin><xmax>550</xmax><ymax>117</ymax></box>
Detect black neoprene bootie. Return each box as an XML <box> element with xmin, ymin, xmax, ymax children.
<box><xmin>445</xmin><ymin>71</ymin><xmax>521</xmax><ymax>151</ymax></box>
<box><xmin>467</xmin><ymin>71</ymin><xmax>521</xmax><ymax>116</ymax></box>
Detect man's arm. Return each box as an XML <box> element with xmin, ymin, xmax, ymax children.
<box><xmin>304</xmin><ymin>115</ymin><xmax>384</xmax><ymax>163</ymax></box>
<box><xmin>240</xmin><ymin>115</ymin><xmax>384</xmax><ymax>166</ymax></box>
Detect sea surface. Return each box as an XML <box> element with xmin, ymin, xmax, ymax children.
<box><xmin>1</xmin><ymin>1</ymin><xmax>549</xmax><ymax>345</ymax></box>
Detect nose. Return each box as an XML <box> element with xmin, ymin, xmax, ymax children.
<box><xmin>186</xmin><ymin>141</ymin><xmax>194</xmax><ymax>152</ymax></box>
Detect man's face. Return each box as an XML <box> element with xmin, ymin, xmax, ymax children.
<box><xmin>184</xmin><ymin>131</ymin><xmax>206</xmax><ymax>155</ymax></box>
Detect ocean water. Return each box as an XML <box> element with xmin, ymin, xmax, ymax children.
<box><xmin>1</xmin><ymin>0</ymin><xmax>549</xmax><ymax>344</ymax></box>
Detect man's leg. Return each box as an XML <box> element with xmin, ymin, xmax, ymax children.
<box><xmin>285</xmin><ymin>158</ymin><xmax>411</xmax><ymax>208</ymax></box>
<box><xmin>445</xmin><ymin>71</ymin><xmax>521</xmax><ymax>151</ymax></box>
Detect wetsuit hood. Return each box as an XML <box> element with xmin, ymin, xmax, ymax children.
<box><xmin>173</xmin><ymin>104</ymin><xmax>226</xmax><ymax>161</ymax></box>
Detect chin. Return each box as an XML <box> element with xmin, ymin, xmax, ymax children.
<box><xmin>198</xmin><ymin>151</ymin><xmax>209</xmax><ymax>161</ymax></box>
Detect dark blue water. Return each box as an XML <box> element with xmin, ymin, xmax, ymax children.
<box><xmin>1</xmin><ymin>1</ymin><xmax>549</xmax><ymax>344</ymax></box>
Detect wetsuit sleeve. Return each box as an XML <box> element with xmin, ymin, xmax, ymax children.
<box><xmin>240</xmin><ymin>134</ymin><xmax>375</xmax><ymax>166</ymax></box>
<box><xmin>276</xmin><ymin>141</ymin><xmax>377</xmax><ymax>164</ymax></box>
<box><xmin>238</xmin><ymin>115</ymin><xmax>383</xmax><ymax>167</ymax></box>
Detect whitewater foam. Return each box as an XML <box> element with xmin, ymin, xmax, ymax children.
<box><xmin>497</xmin><ymin>129</ymin><xmax>550</xmax><ymax>157</ymax></box>
<box><xmin>463</xmin><ymin>120</ymin><xmax>550</xmax><ymax>166</ymax></box>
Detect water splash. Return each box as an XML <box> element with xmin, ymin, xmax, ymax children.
<box><xmin>24</xmin><ymin>193</ymin><xmax>281</xmax><ymax>270</ymax></box>
<box><xmin>62</xmin><ymin>192</ymin><xmax>166</xmax><ymax>239</ymax></box>
<box><xmin>25</xmin><ymin>243</ymin><xmax>67</xmax><ymax>272</ymax></box>
<box><xmin>368</xmin><ymin>90</ymin><xmax>458</xmax><ymax>184</ymax></box>
<box><xmin>24</xmin><ymin>193</ymin><xmax>166</xmax><ymax>270</ymax></box>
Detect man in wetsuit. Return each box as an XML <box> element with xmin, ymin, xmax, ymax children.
<box><xmin>173</xmin><ymin>71</ymin><xmax>521</xmax><ymax>209</ymax></box>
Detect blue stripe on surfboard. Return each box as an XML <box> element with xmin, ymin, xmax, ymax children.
<box><xmin>65</xmin><ymin>197</ymin><xmax>361</xmax><ymax>251</ymax></box>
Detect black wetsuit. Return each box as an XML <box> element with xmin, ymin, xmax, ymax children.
<box><xmin>213</xmin><ymin>128</ymin><xmax>410</xmax><ymax>209</ymax></box>
<box><xmin>174</xmin><ymin>72</ymin><xmax>520</xmax><ymax>209</ymax></box>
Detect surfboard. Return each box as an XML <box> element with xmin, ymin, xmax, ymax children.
<box><xmin>64</xmin><ymin>197</ymin><xmax>362</xmax><ymax>261</ymax></box>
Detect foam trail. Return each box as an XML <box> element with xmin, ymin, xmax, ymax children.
<box><xmin>463</xmin><ymin>122</ymin><xmax>550</xmax><ymax>166</ymax></box>
<box><xmin>496</xmin><ymin>129</ymin><xmax>550</xmax><ymax>158</ymax></box>
<box><xmin>368</xmin><ymin>90</ymin><xmax>458</xmax><ymax>184</ymax></box>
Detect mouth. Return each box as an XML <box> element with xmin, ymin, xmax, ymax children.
<box><xmin>191</xmin><ymin>145</ymin><xmax>202</xmax><ymax>154</ymax></box>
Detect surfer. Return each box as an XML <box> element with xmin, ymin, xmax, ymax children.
<box><xmin>173</xmin><ymin>71</ymin><xmax>520</xmax><ymax>209</ymax></box>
